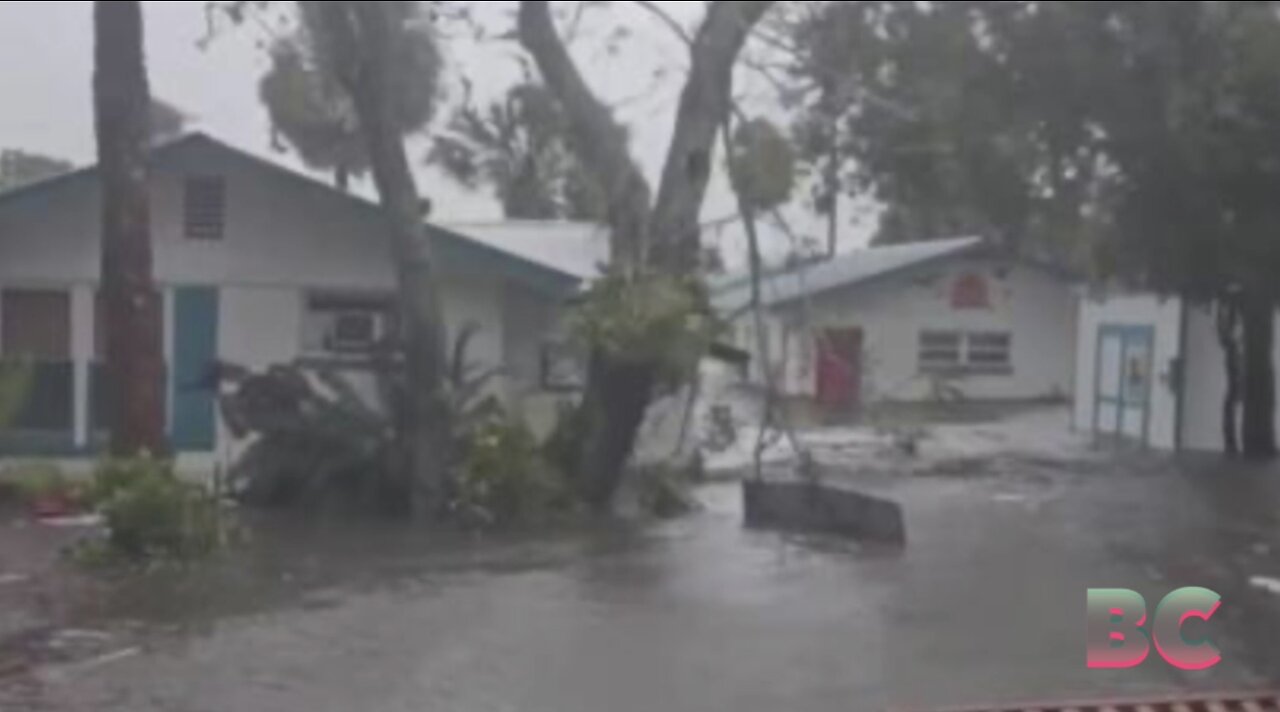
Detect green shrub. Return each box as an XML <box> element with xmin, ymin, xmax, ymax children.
<box><xmin>452</xmin><ymin>420</ymin><xmax>576</xmax><ymax>528</ymax></box>
<box><xmin>90</xmin><ymin>457</ymin><xmax>227</xmax><ymax>562</ymax></box>
<box><xmin>4</xmin><ymin>463</ymin><xmax>75</xmax><ymax>502</ymax></box>
<box><xmin>91</xmin><ymin>456</ymin><xmax>167</xmax><ymax>505</ymax></box>
<box><xmin>569</xmin><ymin>273</ymin><xmax>722</xmax><ymax>385</ymax></box>
<box><xmin>217</xmin><ymin>324</ymin><xmax>506</xmax><ymax>517</ymax></box>
<box><xmin>0</xmin><ymin>359</ymin><xmax>33</xmax><ymax>428</ymax></box>
<box><xmin>542</xmin><ymin>401</ymin><xmax>587</xmax><ymax>482</ymax></box>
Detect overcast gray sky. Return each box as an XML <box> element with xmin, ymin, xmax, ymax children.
<box><xmin>0</xmin><ymin>1</ymin><xmax>875</xmax><ymax>267</ymax></box>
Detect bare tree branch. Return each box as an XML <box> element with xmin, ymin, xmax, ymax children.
<box><xmin>738</xmin><ymin>52</ymin><xmax>804</xmax><ymax>99</ymax></box>
<box><xmin>649</xmin><ymin>1</ymin><xmax>776</xmax><ymax>273</ymax></box>
<box><xmin>200</xmin><ymin>1</ymin><xmax>286</xmax><ymax>49</ymax></box>
<box><xmin>517</xmin><ymin>0</ymin><xmax>652</xmax><ymax>270</ymax></box>
<box><xmin>702</xmin><ymin>212</ymin><xmax>745</xmax><ymax>231</ymax></box>
<box><xmin>631</xmin><ymin>0</ymin><xmax>693</xmax><ymax>46</ymax></box>
<box><xmin>562</xmin><ymin>1</ymin><xmax>590</xmax><ymax>44</ymax></box>
<box><xmin>747</xmin><ymin>22</ymin><xmax>798</xmax><ymax>56</ymax></box>
<box><xmin>749</xmin><ymin>2</ymin><xmax>921</xmax><ymax>123</ymax></box>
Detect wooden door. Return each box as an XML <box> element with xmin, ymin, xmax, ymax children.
<box><xmin>172</xmin><ymin>287</ymin><xmax>219</xmax><ymax>452</ymax></box>
<box><xmin>816</xmin><ymin>328</ymin><xmax>863</xmax><ymax>412</ymax></box>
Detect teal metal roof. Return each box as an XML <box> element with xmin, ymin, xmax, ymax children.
<box><xmin>713</xmin><ymin>237</ymin><xmax>987</xmax><ymax>314</ymax></box>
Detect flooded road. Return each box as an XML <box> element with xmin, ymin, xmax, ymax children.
<box><xmin>3</xmin><ymin>453</ymin><xmax>1280</xmax><ymax>711</ymax></box>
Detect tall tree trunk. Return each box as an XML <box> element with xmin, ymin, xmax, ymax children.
<box><xmin>1216</xmin><ymin>300</ymin><xmax>1242</xmax><ymax>456</ymax></box>
<box><xmin>1240</xmin><ymin>291</ymin><xmax>1277</xmax><ymax>459</ymax></box>
<box><xmin>648</xmin><ymin>2</ymin><xmax>777</xmax><ymax>274</ymax></box>
<box><xmin>94</xmin><ymin>0</ymin><xmax>167</xmax><ymax>457</ymax></box>
<box><xmin>312</xmin><ymin>2</ymin><xmax>451</xmax><ymax>515</ymax></box>
<box><xmin>825</xmin><ymin>140</ymin><xmax>840</xmax><ymax>259</ymax></box>
<box><xmin>576</xmin><ymin>354</ymin><xmax>657</xmax><ymax>509</ymax></box>
<box><xmin>519</xmin><ymin>0</ymin><xmax>774</xmax><ymax>510</ymax></box>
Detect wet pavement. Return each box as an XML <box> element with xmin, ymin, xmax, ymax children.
<box><xmin>2</xmin><ymin>450</ymin><xmax>1280</xmax><ymax>711</ymax></box>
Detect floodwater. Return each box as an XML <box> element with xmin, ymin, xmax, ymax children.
<box><xmin>3</xmin><ymin>452</ymin><xmax>1280</xmax><ymax>711</ymax></box>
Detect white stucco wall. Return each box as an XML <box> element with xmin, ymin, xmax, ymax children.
<box><xmin>732</xmin><ymin>311</ymin><xmax>789</xmax><ymax>388</ymax></box>
<box><xmin>1072</xmin><ymin>294</ymin><xmax>1280</xmax><ymax>454</ymax></box>
<box><xmin>731</xmin><ymin>259</ymin><xmax>1077</xmax><ymax>404</ymax></box>
<box><xmin>0</xmin><ymin>155</ymin><xmax>399</xmax><ymax>291</ymax></box>
<box><xmin>1072</xmin><ymin>293</ymin><xmax>1184</xmax><ymax>450</ymax></box>
<box><xmin>1179</xmin><ymin>305</ymin><xmax>1280</xmax><ymax>453</ymax></box>
<box><xmin>0</xmin><ymin>149</ymin><xmax>395</xmax><ymax>290</ymax></box>
<box><xmin>501</xmin><ymin>281</ymin><xmax>576</xmax><ymax>438</ymax></box>
<box><xmin>1070</xmin><ymin>295</ymin><xmax>1280</xmax><ymax>455</ymax></box>
<box><xmin>1181</xmin><ymin>305</ymin><xmax>1226</xmax><ymax>453</ymax></box>
<box><xmin>0</xmin><ymin>178</ymin><xmax>100</xmax><ymax>284</ymax></box>
<box><xmin>218</xmin><ymin>287</ymin><xmax>304</xmax><ymax>371</ymax></box>
<box><xmin>0</xmin><ymin>138</ymin><xmax>566</xmax><ymax>471</ymax></box>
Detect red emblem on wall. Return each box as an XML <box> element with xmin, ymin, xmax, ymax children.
<box><xmin>952</xmin><ymin>273</ymin><xmax>991</xmax><ymax>310</ymax></box>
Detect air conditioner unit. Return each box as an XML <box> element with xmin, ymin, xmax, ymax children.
<box><xmin>325</xmin><ymin>311</ymin><xmax>380</xmax><ymax>353</ymax></box>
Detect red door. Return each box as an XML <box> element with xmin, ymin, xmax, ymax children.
<box><xmin>816</xmin><ymin>329</ymin><xmax>863</xmax><ymax>412</ymax></box>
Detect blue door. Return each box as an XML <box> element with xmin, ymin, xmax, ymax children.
<box><xmin>1094</xmin><ymin>325</ymin><xmax>1156</xmax><ymax>446</ymax></box>
<box><xmin>172</xmin><ymin>287</ymin><xmax>219</xmax><ymax>452</ymax></box>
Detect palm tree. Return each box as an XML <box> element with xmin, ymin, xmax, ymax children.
<box><xmin>94</xmin><ymin>0</ymin><xmax>166</xmax><ymax>456</ymax></box>
<box><xmin>429</xmin><ymin>82</ymin><xmax>605</xmax><ymax>221</ymax></box>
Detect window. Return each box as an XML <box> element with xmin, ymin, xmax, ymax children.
<box><xmin>184</xmin><ymin>176</ymin><xmax>226</xmax><ymax>240</ymax></box>
<box><xmin>302</xmin><ymin>293</ymin><xmax>394</xmax><ymax>357</ymax></box>
<box><xmin>3</xmin><ymin>288</ymin><xmax>70</xmax><ymax>360</ymax></box>
<box><xmin>919</xmin><ymin>331</ymin><xmax>1013</xmax><ymax>375</ymax></box>
<box><xmin>919</xmin><ymin>331</ymin><xmax>962</xmax><ymax>371</ymax></box>
<box><xmin>2</xmin><ymin>289</ymin><xmax>73</xmax><ymax>432</ymax></box>
<box><xmin>541</xmin><ymin>341</ymin><xmax>585</xmax><ymax>392</ymax></box>
<box><xmin>1123</xmin><ymin>345</ymin><xmax>1152</xmax><ymax>404</ymax></box>
<box><xmin>966</xmin><ymin>332</ymin><xmax>1012</xmax><ymax>372</ymax></box>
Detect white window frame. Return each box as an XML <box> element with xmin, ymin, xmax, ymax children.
<box><xmin>919</xmin><ymin>330</ymin><xmax>1013</xmax><ymax>376</ymax></box>
<box><xmin>183</xmin><ymin>175</ymin><xmax>227</xmax><ymax>241</ymax></box>
<box><xmin>965</xmin><ymin>332</ymin><xmax>1013</xmax><ymax>374</ymax></box>
<box><xmin>919</xmin><ymin>331</ymin><xmax>963</xmax><ymax>372</ymax></box>
<box><xmin>540</xmin><ymin>339</ymin><xmax>585</xmax><ymax>393</ymax></box>
<box><xmin>301</xmin><ymin>292</ymin><xmax>395</xmax><ymax>360</ymax></box>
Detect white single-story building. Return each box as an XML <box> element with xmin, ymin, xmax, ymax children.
<box><xmin>0</xmin><ymin>132</ymin><xmax>607</xmax><ymax>473</ymax></box>
<box><xmin>712</xmin><ymin>237</ymin><xmax>1079</xmax><ymax>413</ymax></box>
<box><xmin>1073</xmin><ymin>291</ymin><xmax>1280</xmax><ymax>452</ymax></box>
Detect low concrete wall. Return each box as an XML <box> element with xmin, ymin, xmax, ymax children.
<box><xmin>742</xmin><ymin>479</ymin><xmax>906</xmax><ymax>545</ymax></box>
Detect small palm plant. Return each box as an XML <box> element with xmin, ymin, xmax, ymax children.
<box><xmin>217</xmin><ymin>322</ymin><xmax>508</xmax><ymax>515</ymax></box>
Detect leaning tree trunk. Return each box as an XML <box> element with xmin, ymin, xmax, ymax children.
<box><xmin>312</xmin><ymin>2</ymin><xmax>452</xmax><ymax>516</ymax></box>
<box><xmin>1240</xmin><ymin>291</ymin><xmax>1277</xmax><ymax>459</ymax></box>
<box><xmin>516</xmin><ymin>1</ymin><xmax>656</xmax><ymax>510</ymax></box>
<box><xmin>575</xmin><ymin>353</ymin><xmax>658</xmax><ymax>509</ymax></box>
<box><xmin>518</xmin><ymin>0</ymin><xmax>774</xmax><ymax>511</ymax></box>
<box><xmin>94</xmin><ymin>0</ymin><xmax>167</xmax><ymax>457</ymax></box>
